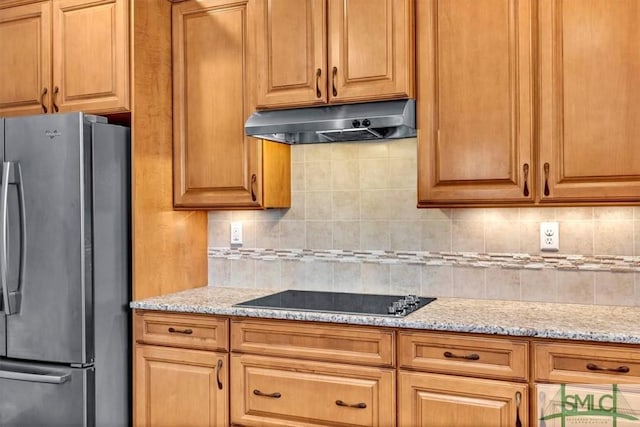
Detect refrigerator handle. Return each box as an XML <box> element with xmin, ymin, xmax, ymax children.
<box><xmin>0</xmin><ymin>368</ymin><xmax>71</xmax><ymax>384</ymax></box>
<box><xmin>0</xmin><ymin>161</ymin><xmax>25</xmax><ymax>315</ymax></box>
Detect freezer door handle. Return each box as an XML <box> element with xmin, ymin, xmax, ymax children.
<box><xmin>0</xmin><ymin>365</ymin><xmax>71</xmax><ymax>384</ymax></box>
<box><xmin>0</xmin><ymin>161</ymin><xmax>26</xmax><ymax>315</ymax></box>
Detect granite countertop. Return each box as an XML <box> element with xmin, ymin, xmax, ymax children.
<box><xmin>130</xmin><ymin>286</ymin><xmax>640</xmax><ymax>344</ymax></box>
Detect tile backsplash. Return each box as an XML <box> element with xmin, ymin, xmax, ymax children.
<box><xmin>208</xmin><ymin>139</ymin><xmax>640</xmax><ymax>306</ymax></box>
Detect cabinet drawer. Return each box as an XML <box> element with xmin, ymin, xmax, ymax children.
<box><xmin>231</xmin><ymin>319</ymin><xmax>394</xmax><ymax>367</ymax></box>
<box><xmin>134</xmin><ymin>311</ymin><xmax>228</xmax><ymax>352</ymax></box>
<box><xmin>230</xmin><ymin>354</ymin><xmax>395</xmax><ymax>427</ymax></box>
<box><xmin>534</xmin><ymin>342</ymin><xmax>640</xmax><ymax>384</ymax></box>
<box><xmin>398</xmin><ymin>331</ymin><xmax>529</xmax><ymax>381</ymax></box>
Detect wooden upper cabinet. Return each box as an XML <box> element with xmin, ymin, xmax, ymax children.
<box><xmin>172</xmin><ymin>0</ymin><xmax>290</xmax><ymax>209</ymax></box>
<box><xmin>417</xmin><ymin>0</ymin><xmax>534</xmax><ymax>206</ymax></box>
<box><xmin>255</xmin><ymin>0</ymin><xmax>414</xmax><ymax>109</ymax></box>
<box><xmin>0</xmin><ymin>0</ymin><xmax>129</xmax><ymax>117</ymax></box>
<box><xmin>52</xmin><ymin>0</ymin><xmax>130</xmax><ymax>114</ymax></box>
<box><xmin>0</xmin><ymin>1</ymin><xmax>51</xmax><ymax>116</ymax></box>
<box><xmin>538</xmin><ymin>0</ymin><xmax>640</xmax><ymax>203</ymax></box>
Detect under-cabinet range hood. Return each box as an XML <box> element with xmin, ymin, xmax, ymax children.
<box><xmin>244</xmin><ymin>99</ymin><xmax>416</xmax><ymax>144</ymax></box>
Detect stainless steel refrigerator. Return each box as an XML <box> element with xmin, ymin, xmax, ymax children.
<box><xmin>0</xmin><ymin>112</ymin><xmax>130</xmax><ymax>426</ymax></box>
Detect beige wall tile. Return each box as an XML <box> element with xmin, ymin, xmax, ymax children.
<box><xmin>452</xmin><ymin>208</ymin><xmax>485</xmax><ymax>221</ymax></box>
<box><xmin>556</xmin><ymin>207</ymin><xmax>593</xmax><ymax>221</ymax></box>
<box><xmin>332</xmin><ymin>160</ymin><xmax>360</xmax><ymax>190</ymax></box>
<box><xmin>237</xmin><ymin>220</ymin><xmax>256</xmax><ymax>248</ymax></box>
<box><xmin>254</xmin><ymin>260</ymin><xmax>282</xmax><ymax>289</ymax></box>
<box><xmin>360</xmin><ymin>158</ymin><xmax>390</xmax><ymax>189</ymax></box>
<box><xmin>333</xmin><ymin>191</ymin><xmax>360</xmax><ymax>220</ymax></box>
<box><xmin>306</xmin><ymin>191</ymin><xmax>332</xmax><ymax>220</ymax></box>
<box><xmin>208</xmin><ymin>258</ymin><xmax>230</xmax><ymax>286</ymax></box>
<box><xmin>208</xmin><ymin>211</ymin><xmax>232</xmax><ymax>220</ymax></box>
<box><xmin>361</xmin><ymin>221</ymin><xmax>390</xmax><ymax>250</ymax></box>
<box><xmin>388</xmin><ymin>138</ymin><xmax>417</xmax><ymax>159</ymax></box>
<box><xmin>388</xmin><ymin>158</ymin><xmax>417</xmax><ymax>189</ymax></box>
<box><xmin>290</xmin><ymin>162</ymin><xmax>305</xmax><ymax>192</ymax></box>
<box><xmin>305</xmin><ymin>161</ymin><xmax>332</xmax><ymax>191</ymax></box>
<box><xmin>556</xmin><ymin>271</ymin><xmax>594</xmax><ymax>304</ymax></box>
<box><xmin>333</xmin><ymin>221</ymin><xmax>360</xmax><ymax>250</ymax></box>
<box><xmin>390</xmin><ymin>264</ymin><xmax>421</xmax><ymax>295</ymax></box>
<box><xmin>361</xmin><ymin>190</ymin><xmax>390</xmax><ymax>220</ymax></box>
<box><xmin>279</xmin><ymin>221</ymin><xmax>306</xmax><ymax>249</ymax></box>
<box><xmin>390</xmin><ymin>221</ymin><xmax>422</xmax><ymax>251</ymax></box>
<box><xmin>636</xmin><ymin>221</ymin><xmax>640</xmax><ymax>256</ymax></box>
<box><xmin>521</xmin><ymin>269</ymin><xmax>557</xmax><ymax>302</ymax></box>
<box><xmin>593</xmin><ymin>206</ymin><xmax>634</xmax><ymax>220</ymax></box>
<box><xmin>229</xmin><ymin>259</ymin><xmax>255</xmax><ymax>287</ymax></box>
<box><xmin>333</xmin><ymin>263</ymin><xmax>362</xmax><ymax>291</ymax></box>
<box><xmin>486</xmin><ymin>269</ymin><xmax>521</xmax><ymax>300</ymax></box>
<box><xmin>305</xmin><ymin>261</ymin><xmax>333</xmax><ymax>290</ymax></box>
<box><xmin>635</xmin><ymin>207</ymin><xmax>640</xmax><ymax>220</ymax></box>
<box><xmin>358</xmin><ymin>141</ymin><xmax>389</xmax><ymax>159</ymax></box>
<box><xmin>231</xmin><ymin>210</ymin><xmax>257</xmax><ymax>221</ymax></box>
<box><xmin>453</xmin><ymin>267</ymin><xmax>486</xmax><ymax>298</ymax></box>
<box><xmin>452</xmin><ymin>221</ymin><xmax>484</xmax><ymax>252</ymax></box>
<box><xmin>290</xmin><ymin>144</ymin><xmax>305</xmax><ymax>163</ymax></box>
<box><xmin>485</xmin><ymin>220</ymin><xmax>520</xmax><ymax>253</ymax></box>
<box><xmin>255</xmin><ymin>221</ymin><xmax>279</xmax><ymax>249</ymax></box>
<box><xmin>331</xmin><ymin>143</ymin><xmax>360</xmax><ymax>160</ymax></box>
<box><xmin>594</xmin><ymin>272</ymin><xmax>635</xmax><ymax>306</ymax></box>
<box><xmin>520</xmin><ymin>221</ymin><xmax>541</xmax><ymax>254</ymax></box>
<box><xmin>306</xmin><ymin>221</ymin><xmax>333</xmax><ymax>249</ymax></box>
<box><xmin>387</xmin><ymin>189</ymin><xmax>422</xmax><ymax>220</ymax></box>
<box><xmin>304</xmin><ymin>144</ymin><xmax>331</xmax><ymax>161</ymax></box>
<box><xmin>485</xmin><ymin>208</ymin><xmax>519</xmax><ymax>222</ymax></box>
<box><xmin>208</xmin><ymin>219</ymin><xmax>230</xmax><ymax>247</ymax></box>
<box><xmin>281</xmin><ymin>192</ymin><xmax>305</xmax><ymax>220</ymax></box>
<box><xmin>593</xmin><ymin>220</ymin><xmax>634</xmax><ymax>256</ymax></box>
<box><xmin>636</xmin><ymin>273</ymin><xmax>640</xmax><ymax>306</ymax></box>
<box><xmin>421</xmin><ymin>220</ymin><xmax>452</xmax><ymax>252</ymax></box>
<box><xmin>281</xmin><ymin>260</ymin><xmax>306</xmax><ymax>289</ymax></box>
<box><xmin>361</xmin><ymin>263</ymin><xmax>390</xmax><ymax>294</ymax></box>
<box><xmin>557</xmin><ymin>220</ymin><xmax>593</xmax><ymax>254</ymax></box>
<box><xmin>420</xmin><ymin>208</ymin><xmax>453</xmax><ymax>221</ymax></box>
<box><xmin>519</xmin><ymin>207</ymin><xmax>555</xmax><ymax>221</ymax></box>
<box><xmin>421</xmin><ymin>265</ymin><xmax>453</xmax><ymax>297</ymax></box>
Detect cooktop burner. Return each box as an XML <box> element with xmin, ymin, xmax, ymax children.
<box><xmin>234</xmin><ymin>290</ymin><xmax>436</xmax><ymax>317</ymax></box>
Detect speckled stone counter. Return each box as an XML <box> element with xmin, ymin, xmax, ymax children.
<box><xmin>130</xmin><ymin>286</ymin><xmax>640</xmax><ymax>344</ymax></box>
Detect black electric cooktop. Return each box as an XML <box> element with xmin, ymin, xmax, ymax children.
<box><xmin>234</xmin><ymin>290</ymin><xmax>436</xmax><ymax>317</ymax></box>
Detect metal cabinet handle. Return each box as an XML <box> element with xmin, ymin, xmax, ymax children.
<box><xmin>523</xmin><ymin>163</ymin><xmax>529</xmax><ymax>197</ymax></box>
<box><xmin>515</xmin><ymin>391</ymin><xmax>522</xmax><ymax>427</ymax></box>
<box><xmin>443</xmin><ymin>351</ymin><xmax>480</xmax><ymax>361</ymax></box>
<box><xmin>332</xmin><ymin>66</ymin><xmax>338</xmax><ymax>97</ymax></box>
<box><xmin>53</xmin><ymin>86</ymin><xmax>59</xmax><ymax>112</ymax></box>
<box><xmin>250</xmin><ymin>174</ymin><xmax>257</xmax><ymax>202</ymax></box>
<box><xmin>543</xmin><ymin>162</ymin><xmax>550</xmax><ymax>196</ymax></box>
<box><xmin>216</xmin><ymin>359</ymin><xmax>223</xmax><ymax>390</ymax></box>
<box><xmin>40</xmin><ymin>87</ymin><xmax>48</xmax><ymax>113</ymax></box>
<box><xmin>336</xmin><ymin>400</ymin><xmax>367</xmax><ymax>409</ymax></box>
<box><xmin>586</xmin><ymin>362</ymin><xmax>630</xmax><ymax>373</ymax></box>
<box><xmin>167</xmin><ymin>327</ymin><xmax>193</xmax><ymax>335</ymax></box>
<box><xmin>253</xmin><ymin>389</ymin><xmax>281</xmax><ymax>398</ymax></box>
<box><xmin>316</xmin><ymin>68</ymin><xmax>322</xmax><ymax>98</ymax></box>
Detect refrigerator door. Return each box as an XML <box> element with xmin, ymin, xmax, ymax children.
<box><xmin>0</xmin><ymin>360</ymin><xmax>94</xmax><ymax>427</ymax></box>
<box><xmin>3</xmin><ymin>112</ymin><xmax>93</xmax><ymax>364</ymax></box>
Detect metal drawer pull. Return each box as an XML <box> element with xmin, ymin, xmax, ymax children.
<box><xmin>332</xmin><ymin>66</ymin><xmax>338</xmax><ymax>96</ymax></box>
<box><xmin>586</xmin><ymin>362</ymin><xmax>630</xmax><ymax>373</ymax></box>
<box><xmin>443</xmin><ymin>351</ymin><xmax>480</xmax><ymax>361</ymax></box>
<box><xmin>253</xmin><ymin>389</ymin><xmax>281</xmax><ymax>398</ymax></box>
<box><xmin>336</xmin><ymin>400</ymin><xmax>367</xmax><ymax>409</ymax></box>
<box><xmin>216</xmin><ymin>359</ymin><xmax>223</xmax><ymax>390</ymax></box>
<box><xmin>167</xmin><ymin>327</ymin><xmax>193</xmax><ymax>335</ymax></box>
<box><xmin>316</xmin><ymin>68</ymin><xmax>322</xmax><ymax>98</ymax></box>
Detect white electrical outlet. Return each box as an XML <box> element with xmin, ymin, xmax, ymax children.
<box><xmin>540</xmin><ymin>222</ymin><xmax>559</xmax><ymax>252</ymax></box>
<box><xmin>230</xmin><ymin>222</ymin><xmax>243</xmax><ymax>245</ymax></box>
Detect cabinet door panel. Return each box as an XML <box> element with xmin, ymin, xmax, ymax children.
<box><xmin>255</xmin><ymin>0</ymin><xmax>326</xmax><ymax>108</ymax></box>
<box><xmin>539</xmin><ymin>0</ymin><xmax>640</xmax><ymax>202</ymax></box>
<box><xmin>0</xmin><ymin>1</ymin><xmax>50</xmax><ymax>116</ymax></box>
<box><xmin>398</xmin><ymin>371</ymin><xmax>527</xmax><ymax>427</ymax></box>
<box><xmin>328</xmin><ymin>0</ymin><xmax>414</xmax><ymax>103</ymax></box>
<box><xmin>172</xmin><ymin>0</ymin><xmax>260</xmax><ymax>208</ymax></box>
<box><xmin>417</xmin><ymin>0</ymin><xmax>534</xmax><ymax>205</ymax></box>
<box><xmin>135</xmin><ymin>345</ymin><xmax>228</xmax><ymax>427</ymax></box>
<box><xmin>52</xmin><ymin>0</ymin><xmax>129</xmax><ymax>114</ymax></box>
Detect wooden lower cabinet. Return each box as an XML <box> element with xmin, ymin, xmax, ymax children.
<box><xmin>135</xmin><ymin>345</ymin><xmax>228</xmax><ymax>427</ymax></box>
<box><xmin>398</xmin><ymin>371</ymin><xmax>528</xmax><ymax>427</ymax></box>
<box><xmin>230</xmin><ymin>353</ymin><xmax>395</xmax><ymax>427</ymax></box>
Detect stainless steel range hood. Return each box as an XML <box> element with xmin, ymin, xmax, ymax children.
<box><xmin>244</xmin><ymin>99</ymin><xmax>416</xmax><ymax>144</ymax></box>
